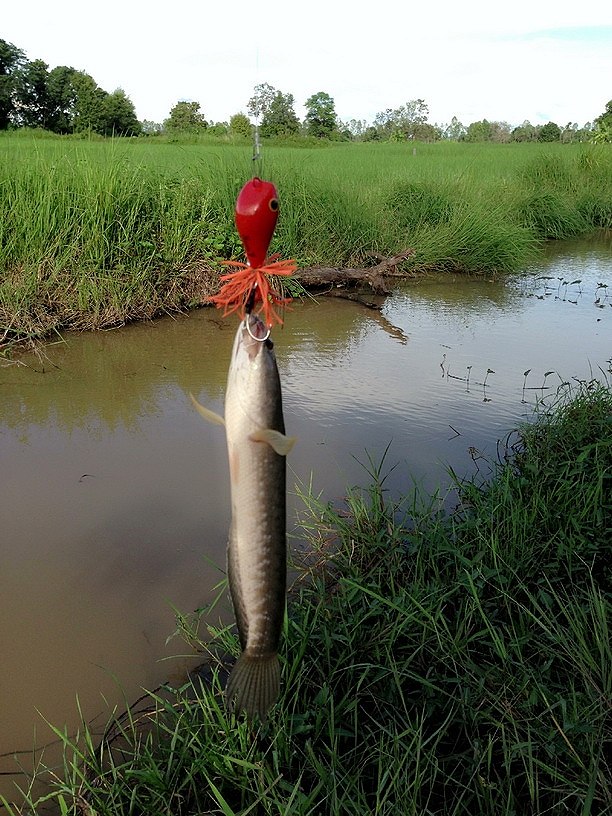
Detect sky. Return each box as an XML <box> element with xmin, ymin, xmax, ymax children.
<box><xmin>3</xmin><ymin>0</ymin><xmax>612</xmax><ymax>130</ymax></box>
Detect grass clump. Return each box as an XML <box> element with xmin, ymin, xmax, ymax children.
<box><xmin>4</xmin><ymin>382</ymin><xmax>610</xmax><ymax>815</ymax></box>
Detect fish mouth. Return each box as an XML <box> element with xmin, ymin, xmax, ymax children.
<box><xmin>244</xmin><ymin>314</ymin><xmax>274</xmax><ymax>348</ymax></box>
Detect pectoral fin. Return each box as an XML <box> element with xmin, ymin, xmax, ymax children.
<box><xmin>249</xmin><ymin>429</ymin><xmax>296</xmax><ymax>456</ymax></box>
<box><xmin>189</xmin><ymin>393</ymin><xmax>225</xmax><ymax>426</ymax></box>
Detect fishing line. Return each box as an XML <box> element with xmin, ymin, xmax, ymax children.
<box><xmin>251</xmin><ymin>47</ymin><xmax>264</xmax><ymax>178</ymax></box>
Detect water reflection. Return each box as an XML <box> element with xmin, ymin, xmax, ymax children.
<box><xmin>0</xmin><ymin>233</ymin><xmax>610</xmax><ymax>804</ymax></box>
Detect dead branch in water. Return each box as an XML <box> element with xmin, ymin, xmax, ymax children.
<box><xmin>296</xmin><ymin>249</ymin><xmax>415</xmax><ymax>296</ymax></box>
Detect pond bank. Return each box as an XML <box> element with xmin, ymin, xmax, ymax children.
<box><xmin>5</xmin><ymin>382</ymin><xmax>610</xmax><ymax>816</ymax></box>
<box><xmin>2</xmin><ymin>137</ymin><xmax>612</xmax><ymax>353</ymax></box>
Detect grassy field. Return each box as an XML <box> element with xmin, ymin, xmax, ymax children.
<box><xmin>1</xmin><ymin>132</ymin><xmax>612</xmax><ymax>350</ymax></box>
<box><xmin>2</xmin><ymin>380</ymin><xmax>609</xmax><ymax>815</ymax></box>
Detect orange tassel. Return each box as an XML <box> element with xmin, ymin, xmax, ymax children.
<box><xmin>209</xmin><ymin>258</ymin><xmax>297</xmax><ymax>327</ymax></box>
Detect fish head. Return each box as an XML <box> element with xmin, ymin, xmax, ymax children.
<box><xmin>235</xmin><ymin>178</ymin><xmax>279</xmax><ymax>269</ymax></box>
<box><xmin>227</xmin><ymin>313</ymin><xmax>281</xmax><ymax>424</ymax></box>
<box><xmin>232</xmin><ymin>314</ymin><xmax>273</xmax><ymax>365</ymax></box>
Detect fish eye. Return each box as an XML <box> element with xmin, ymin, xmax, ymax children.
<box><xmin>269</xmin><ymin>198</ymin><xmax>279</xmax><ymax>211</ymax></box>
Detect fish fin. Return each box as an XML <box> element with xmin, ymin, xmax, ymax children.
<box><xmin>249</xmin><ymin>429</ymin><xmax>296</xmax><ymax>456</ymax></box>
<box><xmin>227</xmin><ymin>526</ymin><xmax>248</xmax><ymax>651</ymax></box>
<box><xmin>189</xmin><ymin>393</ymin><xmax>225</xmax><ymax>426</ymax></box>
<box><xmin>226</xmin><ymin>652</ymin><xmax>280</xmax><ymax>721</ymax></box>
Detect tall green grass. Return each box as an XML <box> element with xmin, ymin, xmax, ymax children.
<box><xmin>3</xmin><ymin>382</ymin><xmax>609</xmax><ymax>815</ymax></box>
<box><xmin>1</xmin><ymin>135</ymin><xmax>611</xmax><ymax>348</ymax></box>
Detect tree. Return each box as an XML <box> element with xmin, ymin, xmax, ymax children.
<box><xmin>373</xmin><ymin>99</ymin><xmax>432</xmax><ymax>140</ymax></box>
<box><xmin>247</xmin><ymin>82</ymin><xmax>276</xmax><ymax>121</ymax></box>
<box><xmin>345</xmin><ymin>118</ymin><xmax>368</xmax><ymax>139</ymax></box>
<box><xmin>45</xmin><ymin>65</ymin><xmax>80</xmax><ymax>132</ymax></box>
<box><xmin>141</xmin><ymin>119</ymin><xmax>163</xmax><ymax>135</ymax></box>
<box><xmin>538</xmin><ymin>121</ymin><xmax>561</xmax><ymax>142</ymax></box>
<box><xmin>261</xmin><ymin>91</ymin><xmax>300</xmax><ymax>137</ymax></box>
<box><xmin>511</xmin><ymin>120</ymin><xmax>538</xmax><ymax>142</ymax></box>
<box><xmin>99</xmin><ymin>88</ymin><xmax>140</xmax><ymax>136</ymax></box>
<box><xmin>593</xmin><ymin>100</ymin><xmax>612</xmax><ymax>143</ymax></box>
<box><xmin>489</xmin><ymin>121</ymin><xmax>512</xmax><ymax>143</ymax></box>
<box><xmin>444</xmin><ymin>116</ymin><xmax>466</xmax><ymax>141</ymax></box>
<box><xmin>229</xmin><ymin>112</ymin><xmax>252</xmax><ymax>138</ymax></box>
<box><xmin>0</xmin><ymin>38</ymin><xmax>26</xmax><ymax>128</ymax></box>
<box><xmin>304</xmin><ymin>91</ymin><xmax>336</xmax><ymax>138</ymax></box>
<box><xmin>465</xmin><ymin>119</ymin><xmax>494</xmax><ymax>142</ymax></box>
<box><xmin>164</xmin><ymin>100</ymin><xmax>207</xmax><ymax>133</ymax></box>
<box><xmin>13</xmin><ymin>58</ymin><xmax>51</xmax><ymax>128</ymax></box>
<box><xmin>72</xmin><ymin>71</ymin><xmax>108</xmax><ymax>133</ymax></box>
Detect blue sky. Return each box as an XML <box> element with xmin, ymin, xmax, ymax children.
<box><xmin>3</xmin><ymin>1</ymin><xmax>611</xmax><ymax>128</ymax></box>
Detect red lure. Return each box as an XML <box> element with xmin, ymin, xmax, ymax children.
<box><xmin>209</xmin><ymin>177</ymin><xmax>296</xmax><ymax>327</ymax></box>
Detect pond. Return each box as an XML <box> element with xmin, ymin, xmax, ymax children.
<box><xmin>0</xmin><ymin>233</ymin><xmax>610</xmax><ymax>804</ymax></box>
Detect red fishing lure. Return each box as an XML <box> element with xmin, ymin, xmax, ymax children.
<box><xmin>209</xmin><ymin>178</ymin><xmax>296</xmax><ymax>327</ymax></box>
<box><xmin>236</xmin><ymin>177</ymin><xmax>279</xmax><ymax>268</ymax></box>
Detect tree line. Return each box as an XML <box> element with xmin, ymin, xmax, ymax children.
<box><xmin>0</xmin><ymin>38</ymin><xmax>140</xmax><ymax>135</ymax></box>
<box><xmin>2</xmin><ymin>37</ymin><xmax>611</xmax><ymax>143</ymax></box>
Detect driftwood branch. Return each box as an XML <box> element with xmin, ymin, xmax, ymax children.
<box><xmin>296</xmin><ymin>249</ymin><xmax>415</xmax><ymax>296</ymax></box>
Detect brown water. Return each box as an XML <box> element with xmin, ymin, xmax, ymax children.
<box><xmin>1</xmin><ymin>234</ymin><xmax>610</xmax><ymax>805</ymax></box>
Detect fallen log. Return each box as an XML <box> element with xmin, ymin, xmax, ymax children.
<box><xmin>296</xmin><ymin>249</ymin><xmax>415</xmax><ymax>295</ymax></box>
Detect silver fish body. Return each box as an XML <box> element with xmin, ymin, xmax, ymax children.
<box><xmin>201</xmin><ymin>314</ymin><xmax>294</xmax><ymax>720</ymax></box>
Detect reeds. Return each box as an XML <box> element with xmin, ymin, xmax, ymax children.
<box><xmin>4</xmin><ymin>382</ymin><xmax>609</xmax><ymax>815</ymax></box>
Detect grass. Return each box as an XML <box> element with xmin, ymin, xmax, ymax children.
<box><xmin>3</xmin><ymin>381</ymin><xmax>610</xmax><ymax>815</ymax></box>
<box><xmin>1</xmin><ymin>134</ymin><xmax>612</xmax><ymax>351</ymax></box>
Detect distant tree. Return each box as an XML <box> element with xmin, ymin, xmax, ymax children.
<box><xmin>261</xmin><ymin>91</ymin><xmax>300</xmax><ymax>137</ymax></box>
<box><xmin>489</xmin><ymin>121</ymin><xmax>512</xmax><ymax>143</ymax></box>
<box><xmin>511</xmin><ymin>120</ymin><xmax>538</xmax><ymax>142</ymax></box>
<box><xmin>208</xmin><ymin>121</ymin><xmax>229</xmax><ymax>136</ymax></box>
<box><xmin>465</xmin><ymin>119</ymin><xmax>494</xmax><ymax>142</ymax></box>
<box><xmin>345</xmin><ymin>118</ymin><xmax>368</xmax><ymax>139</ymax></box>
<box><xmin>164</xmin><ymin>100</ymin><xmax>207</xmax><ymax>133</ymax></box>
<box><xmin>413</xmin><ymin>121</ymin><xmax>441</xmax><ymax>141</ymax></box>
<box><xmin>399</xmin><ymin>98</ymin><xmax>430</xmax><ymax>139</ymax></box>
<box><xmin>229</xmin><ymin>112</ymin><xmax>252</xmax><ymax>138</ymax></box>
<box><xmin>0</xmin><ymin>38</ymin><xmax>26</xmax><ymax>128</ymax></box>
<box><xmin>373</xmin><ymin>99</ymin><xmax>431</xmax><ymax>140</ymax></box>
<box><xmin>99</xmin><ymin>88</ymin><xmax>140</xmax><ymax>136</ymax></box>
<box><xmin>593</xmin><ymin>100</ymin><xmax>612</xmax><ymax>143</ymax></box>
<box><xmin>538</xmin><ymin>121</ymin><xmax>561</xmax><ymax>142</ymax></box>
<box><xmin>247</xmin><ymin>82</ymin><xmax>276</xmax><ymax>121</ymax></box>
<box><xmin>304</xmin><ymin>91</ymin><xmax>337</xmax><ymax>138</ymax></box>
<box><xmin>141</xmin><ymin>119</ymin><xmax>163</xmax><ymax>135</ymax></box>
<box><xmin>45</xmin><ymin>65</ymin><xmax>80</xmax><ymax>132</ymax></box>
<box><xmin>72</xmin><ymin>71</ymin><xmax>108</xmax><ymax>133</ymax></box>
<box><xmin>13</xmin><ymin>58</ymin><xmax>51</xmax><ymax>128</ymax></box>
<box><xmin>362</xmin><ymin>125</ymin><xmax>381</xmax><ymax>142</ymax></box>
<box><xmin>444</xmin><ymin>116</ymin><xmax>467</xmax><ymax>141</ymax></box>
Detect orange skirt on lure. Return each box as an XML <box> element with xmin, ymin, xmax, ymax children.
<box><xmin>209</xmin><ymin>177</ymin><xmax>297</xmax><ymax>327</ymax></box>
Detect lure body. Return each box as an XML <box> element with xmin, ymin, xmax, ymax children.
<box><xmin>235</xmin><ymin>178</ymin><xmax>279</xmax><ymax>268</ymax></box>
<box><xmin>209</xmin><ymin>177</ymin><xmax>296</xmax><ymax>327</ymax></box>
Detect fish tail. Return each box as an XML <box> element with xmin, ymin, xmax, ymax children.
<box><xmin>225</xmin><ymin>652</ymin><xmax>280</xmax><ymax>721</ymax></box>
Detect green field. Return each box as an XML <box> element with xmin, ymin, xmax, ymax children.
<box><xmin>1</xmin><ymin>132</ymin><xmax>612</xmax><ymax>349</ymax></box>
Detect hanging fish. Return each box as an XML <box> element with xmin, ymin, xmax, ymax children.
<box><xmin>209</xmin><ymin>178</ymin><xmax>297</xmax><ymax>327</ymax></box>
<box><xmin>191</xmin><ymin>313</ymin><xmax>295</xmax><ymax>720</ymax></box>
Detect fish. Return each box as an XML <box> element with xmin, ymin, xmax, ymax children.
<box><xmin>234</xmin><ymin>177</ymin><xmax>279</xmax><ymax>269</ymax></box>
<box><xmin>191</xmin><ymin>313</ymin><xmax>295</xmax><ymax>719</ymax></box>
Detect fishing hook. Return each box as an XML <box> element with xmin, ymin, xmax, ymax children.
<box><xmin>244</xmin><ymin>285</ymin><xmax>271</xmax><ymax>341</ymax></box>
<box><xmin>245</xmin><ymin>315</ymin><xmax>271</xmax><ymax>343</ymax></box>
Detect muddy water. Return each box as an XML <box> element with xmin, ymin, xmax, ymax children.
<box><xmin>0</xmin><ymin>234</ymin><xmax>610</xmax><ymax>803</ymax></box>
